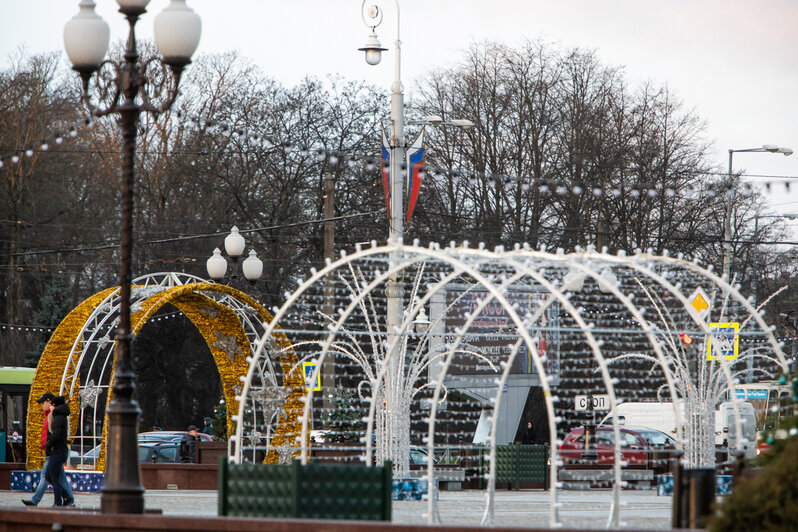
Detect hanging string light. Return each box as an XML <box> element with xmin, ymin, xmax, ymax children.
<box><xmin>2</xmin><ymin>109</ymin><xmax>796</xmax><ymax>197</ymax></box>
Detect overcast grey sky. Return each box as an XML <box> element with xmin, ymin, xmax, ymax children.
<box><xmin>3</xmin><ymin>0</ymin><xmax>797</xmax><ymax>224</ymax></box>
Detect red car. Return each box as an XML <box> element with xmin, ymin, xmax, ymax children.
<box><xmin>559</xmin><ymin>426</ymin><xmax>675</xmax><ymax>467</ymax></box>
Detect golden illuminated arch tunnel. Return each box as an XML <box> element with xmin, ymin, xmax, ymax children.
<box><xmin>25</xmin><ymin>276</ymin><xmax>303</xmax><ymax>470</ymax></box>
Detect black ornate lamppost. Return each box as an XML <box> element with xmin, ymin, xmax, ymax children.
<box><xmin>63</xmin><ymin>0</ymin><xmax>201</xmax><ymax>514</ymax></box>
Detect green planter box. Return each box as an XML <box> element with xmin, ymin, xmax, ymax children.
<box><xmin>482</xmin><ymin>444</ymin><xmax>549</xmax><ymax>489</ymax></box>
<box><xmin>218</xmin><ymin>457</ymin><xmax>392</xmax><ymax>521</ymax></box>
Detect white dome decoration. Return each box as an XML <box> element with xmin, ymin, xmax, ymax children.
<box><xmin>242</xmin><ymin>250</ymin><xmax>264</xmax><ymax>281</ymax></box>
<box><xmin>154</xmin><ymin>0</ymin><xmax>202</xmax><ymax>66</ymax></box>
<box><xmin>224</xmin><ymin>226</ymin><xmax>246</xmax><ymax>258</ymax></box>
<box><xmin>63</xmin><ymin>0</ymin><xmax>110</xmax><ymax>72</ymax></box>
<box><xmin>206</xmin><ymin>248</ymin><xmax>227</xmax><ymax>280</ymax></box>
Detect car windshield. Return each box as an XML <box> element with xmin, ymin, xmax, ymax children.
<box><xmin>138</xmin><ymin>446</ymin><xmax>152</xmax><ymax>462</ymax></box>
<box><xmin>726</xmin><ymin>414</ymin><xmax>756</xmax><ymax>437</ymax></box>
<box><xmin>593</xmin><ymin>430</ymin><xmax>639</xmax><ymax>447</ymax></box>
<box><xmin>138</xmin><ymin>431</ymin><xmax>211</xmax><ymax>442</ymax></box>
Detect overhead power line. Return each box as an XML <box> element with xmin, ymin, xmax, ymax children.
<box><xmin>6</xmin><ymin>211</ymin><xmax>381</xmax><ymax>258</ymax></box>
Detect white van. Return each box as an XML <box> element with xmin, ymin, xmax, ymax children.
<box><xmin>714</xmin><ymin>401</ymin><xmax>757</xmax><ymax>457</ymax></box>
<box><xmin>599</xmin><ymin>401</ymin><xmax>756</xmax><ymax>458</ymax></box>
<box><xmin>599</xmin><ymin>401</ymin><xmax>684</xmax><ymax>437</ymax></box>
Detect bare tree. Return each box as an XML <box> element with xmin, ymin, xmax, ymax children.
<box><xmin>412</xmin><ymin>40</ymin><xmax>741</xmax><ymax>265</ymax></box>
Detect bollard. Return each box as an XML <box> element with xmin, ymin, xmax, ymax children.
<box><xmin>671</xmin><ymin>451</ymin><xmax>686</xmax><ymax>528</ymax></box>
<box><xmin>685</xmin><ymin>468</ymin><xmax>715</xmax><ymax>528</ymax></box>
<box><xmin>670</xmin><ymin>449</ymin><xmax>715</xmax><ymax>529</ymax></box>
<box><xmin>730</xmin><ymin>449</ymin><xmax>745</xmax><ymax>480</ymax></box>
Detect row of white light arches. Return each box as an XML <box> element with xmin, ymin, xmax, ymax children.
<box><xmin>236</xmin><ymin>243</ymin><xmax>787</xmax><ymax>528</ymax></box>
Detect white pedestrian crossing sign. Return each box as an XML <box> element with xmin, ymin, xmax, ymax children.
<box><xmin>706</xmin><ymin>322</ymin><xmax>739</xmax><ymax>361</ymax></box>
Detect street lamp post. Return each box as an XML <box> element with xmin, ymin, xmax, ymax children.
<box><xmin>722</xmin><ymin>145</ymin><xmax>792</xmax><ymax>281</ymax></box>
<box><xmin>206</xmin><ymin>226</ymin><xmax>264</xmax><ymax>285</ymax></box>
<box><xmin>358</xmin><ymin>2</ymin><xmax>405</xmax><ymax>366</ymax></box>
<box><xmin>63</xmin><ymin>0</ymin><xmax>201</xmax><ymax>514</ymax></box>
<box><xmin>358</xmin><ymin>1</ymin><xmax>472</xmax><ymax>470</ymax></box>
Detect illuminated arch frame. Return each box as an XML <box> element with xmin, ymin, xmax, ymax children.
<box><xmin>26</xmin><ymin>273</ymin><xmax>302</xmax><ymax>470</ymax></box>
<box><xmin>236</xmin><ymin>243</ymin><xmax>787</xmax><ymax>529</ymax></box>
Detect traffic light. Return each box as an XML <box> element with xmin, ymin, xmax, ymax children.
<box><xmin>678</xmin><ymin>332</ymin><xmax>693</xmax><ymax>345</ymax></box>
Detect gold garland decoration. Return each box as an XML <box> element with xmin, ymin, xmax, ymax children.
<box><xmin>95</xmin><ymin>282</ymin><xmax>302</xmax><ymax>469</ymax></box>
<box><xmin>263</xmin><ymin>319</ymin><xmax>305</xmax><ymax>465</ymax></box>
<box><xmin>170</xmin><ymin>293</ymin><xmax>249</xmax><ymax>437</ymax></box>
<box><xmin>26</xmin><ymin>281</ymin><xmax>303</xmax><ymax>471</ymax></box>
<box><xmin>25</xmin><ymin>288</ymin><xmax>115</xmax><ymax>470</ymax></box>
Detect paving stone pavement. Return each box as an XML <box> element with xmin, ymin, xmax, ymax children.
<box><xmin>0</xmin><ymin>489</ymin><xmax>674</xmax><ymax>529</ymax></box>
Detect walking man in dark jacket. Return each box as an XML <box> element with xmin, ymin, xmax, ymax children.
<box><xmin>179</xmin><ymin>425</ymin><xmax>200</xmax><ymax>463</ymax></box>
<box><xmin>44</xmin><ymin>396</ymin><xmax>72</xmax><ymax>506</ymax></box>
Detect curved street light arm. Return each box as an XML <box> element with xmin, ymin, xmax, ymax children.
<box><xmin>76</xmin><ymin>59</ymin><xmax>123</xmax><ymax>117</ymax></box>
<box><xmin>138</xmin><ymin>57</ymin><xmax>186</xmax><ymax>114</ymax></box>
<box><xmin>80</xmin><ymin>57</ymin><xmax>184</xmax><ymax>118</ymax></box>
<box><xmin>76</xmin><ymin>12</ymin><xmax>186</xmax><ymax>118</ymax></box>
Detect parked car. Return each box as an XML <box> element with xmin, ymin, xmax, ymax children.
<box><xmin>139</xmin><ymin>442</ymin><xmax>181</xmax><ymax>463</ymax></box>
<box><xmin>409</xmin><ymin>446</ymin><xmax>432</xmax><ymax>466</ymax></box>
<box><xmin>599</xmin><ymin>400</ymin><xmax>757</xmax><ymax>458</ymax></box>
<box><xmin>72</xmin><ymin>444</ymin><xmax>102</xmax><ymax>470</ymax></box>
<box><xmin>409</xmin><ymin>445</ymin><xmax>441</xmax><ymax>467</ymax></box>
<box><xmin>71</xmin><ymin>431</ymin><xmax>213</xmax><ymax>469</ymax></box>
<box><xmin>559</xmin><ymin>426</ymin><xmax>675</xmax><ymax>468</ymax></box>
<box><xmin>137</xmin><ymin>430</ymin><xmax>213</xmax><ymax>443</ymax></box>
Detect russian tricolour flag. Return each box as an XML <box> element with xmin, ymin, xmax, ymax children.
<box><xmin>381</xmin><ymin>125</ymin><xmax>391</xmax><ymax>217</ymax></box>
<box><xmin>404</xmin><ymin>128</ymin><xmax>425</xmax><ymax>224</ymax></box>
<box><xmin>380</xmin><ymin>126</ymin><xmax>426</xmax><ymax>223</ymax></box>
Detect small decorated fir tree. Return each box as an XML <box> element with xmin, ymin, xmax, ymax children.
<box><xmin>324</xmin><ymin>388</ymin><xmax>363</xmax><ymax>443</ymax></box>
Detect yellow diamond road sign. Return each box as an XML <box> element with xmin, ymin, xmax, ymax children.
<box><xmin>688</xmin><ymin>287</ymin><xmax>710</xmax><ymax>324</ymax></box>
